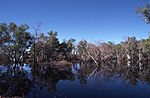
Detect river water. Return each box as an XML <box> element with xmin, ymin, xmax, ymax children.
<box><xmin>0</xmin><ymin>63</ymin><xmax>150</xmax><ymax>98</ymax></box>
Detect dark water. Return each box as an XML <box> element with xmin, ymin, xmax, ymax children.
<box><xmin>1</xmin><ymin>63</ymin><xmax>150</xmax><ymax>98</ymax></box>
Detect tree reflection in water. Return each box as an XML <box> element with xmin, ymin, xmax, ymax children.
<box><xmin>0</xmin><ymin>64</ymin><xmax>75</xmax><ymax>97</ymax></box>
<box><xmin>1</xmin><ymin>62</ymin><xmax>150</xmax><ymax>97</ymax></box>
<box><xmin>26</xmin><ymin>63</ymin><xmax>75</xmax><ymax>98</ymax></box>
<box><xmin>74</xmin><ymin>61</ymin><xmax>150</xmax><ymax>86</ymax></box>
<box><xmin>0</xmin><ymin>65</ymin><xmax>32</xmax><ymax>97</ymax></box>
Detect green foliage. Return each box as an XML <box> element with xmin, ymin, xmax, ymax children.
<box><xmin>0</xmin><ymin>22</ymin><xmax>33</xmax><ymax>64</ymax></box>
<box><xmin>1</xmin><ymin>22</ymin><xmax>150</xmax><ymax>70</ymax></box>
<box><xmin>136</xmin><ymin>3</ymin><xmax>150</xmax><ymax>24</ymax></box>
<box><xmin>77</xmin><ymin>40</ymin><xmax>88</xmax><ymax>60</ymax></box>
<box><xmin>141</xmin><ymin>37</ymin><xmax>150</xmax><ymax>56</ymax></box>
<box><xmin>124</xmin><ymin>37</ymin><xmax>139</xmax><ymax>55</ymax></box>
<box><xmin>46</xmin><ymin>31</ymin><xmax>59</xmax><ymax>48</ymax></box>
<box><xmin>45</xmin><ymin>31</ymin><xmax>59</xmax><ymax>61</ymax></box>
<box><xmin>77</xmin><ymin>40</ymin><xmax>87</xmax><ymax>55</ymax></box>
<box><xmin>30</xmin><ymin>30</ymin><xmax>76</xmax><ymax>62</ymax></box>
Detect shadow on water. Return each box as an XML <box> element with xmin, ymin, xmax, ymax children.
<box><xmin>1</xmin><ymin>62</ymin><xmax>150</xmax><ymax>98</ymax></box>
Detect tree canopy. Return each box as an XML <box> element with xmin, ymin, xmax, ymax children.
<box><xmin>0</xmin><ymin>22</ymin><xmax>33</xmax><ymax>64</ymax></box>
<box><xmin>136</xmin><ymin>3</ymin><xmax>150</xmax><ymax>24</ymax></box>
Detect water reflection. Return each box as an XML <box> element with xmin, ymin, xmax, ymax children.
<box><xmin>77</xmin><ymin>62</ymin><xmax>150</xmax><ymax>86</ymax></box>
<box><xmin>0</xmin><ymin>69</ymin><xmax>32</xmax><ymax>97</ymax></box>
<box><xmin>26</xmin><ymin>64</ymin><xmax>75</xmax><ymax>98</ymax></box>
<box><xmin>1</xmin><ymin>62</ymin><xmax>150</xmax><ymax>98</ymax></box>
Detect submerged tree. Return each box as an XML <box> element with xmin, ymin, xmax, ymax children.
<box><xmin>0</xmin><ymin>22</ymin><xmax>33</xmax><ymax>75</ymax></box>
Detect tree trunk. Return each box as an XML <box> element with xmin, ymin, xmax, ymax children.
<box><xmin>127</xmin><ymin>54</ymin><xmax>131</xmax><ymax>67</ymax></box>
<box><xmin>138</xmin><ymin>49</ymin><xmax>143</xmax><ymax>70</ymax></box>
<box><xmin>87</xmin><ymin>51</ymin><xmax>98</xmax><ymax>66</ymax></box>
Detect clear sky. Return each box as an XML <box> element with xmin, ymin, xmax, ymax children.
<box><xmin>0</xmin><ymin>0</ymin><xmax>150</xmax><ymax>43</ymax></box>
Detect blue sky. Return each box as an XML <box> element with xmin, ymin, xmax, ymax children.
<box><xmin>0</xmin><ymin>0</ymin><xmax>150</xmax><ymax>43</ymax></box>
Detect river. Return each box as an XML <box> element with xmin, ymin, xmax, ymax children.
<box><xmin>0</xmin><ymin>62</ymin><xmax>150</xmax><ymax>98</ymax></box>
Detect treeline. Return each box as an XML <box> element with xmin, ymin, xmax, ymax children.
<box><xmin>0</xmin><ymin>22</ymin><xmax>150</xmax><ymax>69</ymax></box>
<box><xmin>0</xmin><ymin>22</ymin><xmax>76</xmax><ymax>65</ymax></box>
<box><xmin>0</xmin><ymin>3</ymin><xmax>150</xmax><ymax>68</ymax></box>
<box><xmin>77</xmin><ymin>37</ymin><xmax>150</xmax><ymax>70</ymax></box>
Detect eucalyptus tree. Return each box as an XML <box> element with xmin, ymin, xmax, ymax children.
<box><xmin>122</xmin><ymin>37</ymin><xmax>139</xmax><ymax>67</ymax></box>
<box><xmin>57</xmin><ymin>38</ymin><xmax>75</xmax><ymax>61</ymax></box>
<box><xmin>102</xmin><ymin>42</ymin><xmax>116</xmax><ymax>62</ymax></box>
<box><xmin>30</xmin><ymin>33</ymin><xmax>48</xmax><ymax>62</ymax></box>
<box><xmin>115</xmin><ymin>43</ymin><xmax>126</xmax><ymax>65</ymax></box>
<box><xmin>66</xmin><ymin>38</ymin><xmax>76</xmax><ymax>60</ymax></box>
<box><xmin>0</xmin><ymin>23</ymin><xmax>11</xmax><ymax>62</ymax></box>
<box><xmin>58</xmin><ymin>41</ymin><xmax>68</xmax><ymax>60</ymax></box>
<box><xmin>144</xmin><ymin>38</ymin><xmax>150</xmax><ymax>59</ymax></box>
<box><xmin>0</xmin><ymin>22</ymin><xmax>33</xmax><ymax>75</ymax></box>
<box><xmin>139</xmin><ymin>38</ymin><xmax>150</xmax><ymax>65</ymax></box>
<box><xmin>0</xmin><ymin>22</ymin><xmax>33</xmax><ymax>65</ymax></box>
<box><xmin>86</xmin><ymin>43</ymin><xmax>101</xmax><ymax>66</ymax></box>
<box><xmin>136</xmin><ymin>3</ymin><xmax>150</xmax><ymax>24</ymax></box>
<box><xmin>77</xmin><ymin>40</ymin><xmax>88</xmax><ymax>61</ymax></box>
<box><xmin>135</xmin><ymin>3</ymin><xmax>150</xmax><ymax>67</ymax></box>
<box><xmin>107</xmin><ymin>42</ymin><xmax>116</xmax><ymax>56</ymax></box>
<box><xmin>45</xmin><ymin>31</ymin><xmax>59</xmax><ymax>61</ymax></box>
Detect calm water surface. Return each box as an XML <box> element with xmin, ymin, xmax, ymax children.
<box><xmin>1</xmin><ymin>63</ymin><xmax>150</xmax><ymax>98</ymax></box>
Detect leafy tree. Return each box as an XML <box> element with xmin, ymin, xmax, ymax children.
<box><xmin>58</xmin><ymin>41</ymin><xmax>68</xmax><ymax>60</ymax></box>
<box><xmin>136</xmin><ymin>3</ymin><xmax>150</xmax><ymax>24</ymax></box>
<box><xmin>77</xmin><ymin>40</ymin><xmax>88</xmax><ymax>60</ymax></box>
<box><xmin>30</xmin><ymin>33</ymin><xmax>48</xmax><ymax>62</ymax></box>
<box><xmin>66</xmin><ymin>38</ymin><xmax>76</xmax><ymax>60</ymax></box>
<box><xmin>122</xmin><ymin>37</ymin><xmax>139</xmax><ymax>67</ymax></box>
<box><xmin>140</xmin><ymin>37</ymin><xmax>150</xmax><ymax>60</ymax></box>
<box><xmin>45</xmin><ymin>31</ymin><xmax>59</xmax><ymax>61</ymax></box>
<box><xmin>135</xmin><ymin>3</ymin><xmax>150</xmax><ymax>68</ymax></box>
<box><xmin>0</xmin><ymin>22</ymin><xmax>33</xmax><ymax>65</ymax></box>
